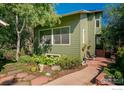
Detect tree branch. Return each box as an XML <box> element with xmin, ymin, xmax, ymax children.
<box><xmin>19</xmin><ymin>19</ymin><xmax>25</xmax><ymax>33</ymax></box>
<box><xmin>16</xmin><ymin>15</ymin><xmax>19</xmax><ymax>32</ymax></box>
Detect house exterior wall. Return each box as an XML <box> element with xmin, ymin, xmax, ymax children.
<box><xmin>87</xmin><ymin>13</ymin><xmax>102</xmax><ymax>56</ymax></box>
<box><xmin>79</xmin><ymin>13</ymin><xmax>89</xmax><ymax>60</ymax></box>
<box><xmin>34</xmin><ymin>14</ymin><xmax>81</xmax><ymax>58</ymax></box>
<box><xmin>34</xmin><ymin>12</ymin><xmax>102</xmax><ymax>60</ymax></box>
<box><xmin>49</xmin><ymin>14</ymin><xmax>81</xmax><ymax>57</ymax></box>
<box><xmin>87</xmin><ymin>13</ymin><xmax>96</xmax><ymax>55</ymax></box>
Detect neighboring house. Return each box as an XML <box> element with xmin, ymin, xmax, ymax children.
<box><xmin>34</xmin><ymin>10</ymin><xmax>102</xmax><ymax>60</ymax></box>
<box><xmin>0</xmin><ymin>20</ymin><xmax>9</xmax><ymax>27</ymax></box>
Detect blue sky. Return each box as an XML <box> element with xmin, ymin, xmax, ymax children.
<box><xmin>55</xmin><ymin>3</ymin><xmax>108</xmax><ymax>15</ymax></box>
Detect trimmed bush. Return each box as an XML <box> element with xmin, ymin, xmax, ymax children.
<box><xmin>57</xmin><ymin>56</ymin><xmax>82</xmax><ymax>70</ymax></box>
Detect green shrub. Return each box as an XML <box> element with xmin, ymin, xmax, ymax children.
<box><xmin>19</xmin><ymin>55</ymin><xmax>59</xmax><ymax>66</ymax></box>
<box><xmin>116</xmin><ymin>47</ymin><xmax>124</xmax><ymax>72</ymax></box>
<box><xmin>43</xmin><ymin>56</ymin><xmax>59</xmax><ymax>66</ymax></box>
<box><xmin>103</xmin><ymin>67</ymin><xmax>114</xmax><ymax>76</ymax></box>
<box><xmin>57</xmin><ymin>56</ymin><xmax>82</xmax><ymax>70</ymax></box>
<box><xmin>19</xmin><ymin>55</ymin><xmax>34</xmax><ymax>63</ymax></box>
<box><xmin>114</xmin><ymin>70</ymin><xmax>123</xmax><ymax>79</ymax></box>
<box><xmin>19</xmin><ymin>55</ymin><xmax>82</xmax><ymax>70</ymax></box>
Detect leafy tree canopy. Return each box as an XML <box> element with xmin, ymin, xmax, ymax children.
<box><xmin>104</xmin><ymin>4</ymin><xmax>124</xmax><ymax>47</ymax></box>
<box><xmin>0</xmin><ymin>4</ymin><xmax>60</xmax><ymax>49</ymax></box>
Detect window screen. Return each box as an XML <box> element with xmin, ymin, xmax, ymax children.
<box><xmin>53</xmin><ymin>27</ymin><xmax>69</xmax><ymax>44</ymax></box>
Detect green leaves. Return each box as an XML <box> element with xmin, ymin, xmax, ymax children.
<box><xmin>104</xmin><ymin>4</ymin><xmax>124</xmax><ymax>47</ymax></box>
<box><xmin>19</xmin><ymin>55</ymin><xmax>59</xmax><ymax>66</ymax></box>
<box><xmin>57</xmin><ymin>56</ymin><xmax>82</xmax><ymax>70</ymax></box>
<box><xmin>19</xmin><ymin>55</ymin><xmax>82</xmax><ymax>69</ymax></box>
<box><xmin>0</xmin><ymin>4</ymin><xmax>60</xmax><ymax>50</ymax></box>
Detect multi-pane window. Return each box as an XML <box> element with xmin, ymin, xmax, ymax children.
<box><xmin>53</xmin><ymin>27</ymin><xmax>70</xmax><ymax>44</ymax></box>
<box><xmin>40</xmin><ymin>26</ymin><xmax>70</xmax><ymax>45</ymax></box>
<box><xmin>53</xmin><ymin>28</ymin><xmax>61</xmax><ymax>44</ymax></box>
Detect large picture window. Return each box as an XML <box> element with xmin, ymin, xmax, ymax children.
<box><xmin>40</xmin><ymin>26</ymin><xmax>70</xmax><ymax>45</ymax></box>
<box><xmin>53</xmin><ymin>27</ymin><xmax>70</xmax><ymax>44</ymax></box>
<box><xmin>53</xmin><ymin>28</ymin><xmax>61</xmax><ymax>44</ymax></box>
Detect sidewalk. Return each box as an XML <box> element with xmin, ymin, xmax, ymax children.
<box><xmin>45</xmin><ymin>57</ymin><xmax>112</xmax><ymax>85</ymax></box>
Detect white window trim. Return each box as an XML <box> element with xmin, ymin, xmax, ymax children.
<box><xmin>82</xmin><ymin>29</ymin><xmax>85</xmax><ymax>44</ymax></box>
<box><xmin>39</xmin><ymin>26</ymin><xmax>71</xmax><ymax>46</ymax></box>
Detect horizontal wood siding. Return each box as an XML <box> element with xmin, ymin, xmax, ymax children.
<box><xmin>50</xmin><ymin>14</ymin><xmax>80</xmax><ymax>57</ymax></box>
<box><xmin>79</xmin><ymin>14</ymin><xmax>89</xmax><ymax>60</ymax></box>
<box><xmin>35</xmin><ymin>14</ymin><xmax>81</xmax><ymax>58</ymax></box>
<box><xmin>87</xmin><ymin>14</ymin><xmax>96</xmax><ymax>55</ymax></box>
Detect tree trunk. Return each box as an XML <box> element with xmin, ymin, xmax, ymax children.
<box><xmin>16</xmin><ymin>32</ymin><xmax>20</xmax><ymax>61</ymax></box>
<box><xmin>15</xmin><ymin>15</ymin><xmax>25</xmax><ymax>62</ymax></box>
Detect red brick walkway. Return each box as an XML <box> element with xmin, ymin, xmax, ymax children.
<box><xmin>46</xmin><ymin>57</ymin><xmax>112</xmax><ymax>85</ymax></box>
<box><xmin>0</xmin><ymin>71</ymin><xmax>51</xmax><ymax>85</ymax></box>
<box><xmin>0</xmin><ymin>57</ymin><xmax>112</xmax><ymax>85</ymax></box>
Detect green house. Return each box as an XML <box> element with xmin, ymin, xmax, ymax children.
<box><xmin>34</xmin><ymin>10</ymin><xmax>102</xmax><ymax>60</ymax></box>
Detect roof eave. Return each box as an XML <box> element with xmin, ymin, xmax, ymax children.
<box><xmin>62</xmin><ymin>10</ymin><xmax>103</xmax><ymax>17</ymax></box>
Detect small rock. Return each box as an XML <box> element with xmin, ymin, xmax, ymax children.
<box><xmin>38</xmin><ymin>64</ymin><xmax>44</xmax><ymax>72</ymax></box>
<box><xmin>51</xmin><ymin>65</ymin><xmax>61</xmax><ymax>71</ymax></box>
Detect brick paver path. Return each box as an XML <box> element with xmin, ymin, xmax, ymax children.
<box><xmin>45</xmin><ymin>57</ymin><xmax>112</xmax><ymax>85</ymax></box>
<box><xmin>0</xmin><ymin>57</ymin><xmax>112</xmax><ymax>85</ymax></box>
<box><xmin>0</xmin><ymin>71</ymin><xmax>51</xmax><ymax>85</ymax></box>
